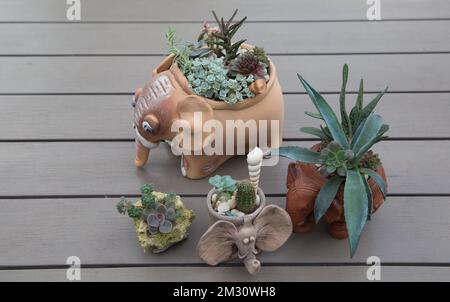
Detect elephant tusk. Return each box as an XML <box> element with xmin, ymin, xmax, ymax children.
<box><xmin>135</xmin><ymin>128</ymin><xmax>160</xmax><ymax>150</ymax></box>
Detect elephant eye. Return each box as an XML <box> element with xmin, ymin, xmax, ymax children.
<box><xmin>249</xmin><ymin>236</ymin><xmax>255</xmax><ymax>242</ymax></box>
<box><xmin>242</xmin><ymin>237</ymin><xmax>250</xmax><ymax>244</ymax></box>
<box><xmin>142</xmin><ymin>121</ymin><xmax>154</xmax><ymax>133</ymax></box>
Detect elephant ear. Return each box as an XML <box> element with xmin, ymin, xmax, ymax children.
<box><xmin>197</xmin><ymin>220</ymin><xmax>238</xmax><ymax>266</ymax></box>
<box><xmin>254</xmin><ymin>205</ymin><xmax>293</xmax><ymax>252</ymax></box>
<box><xmin>177</xmin><ymin>95</ymin><xmax>215</xmax><ymax>154</ymax></box>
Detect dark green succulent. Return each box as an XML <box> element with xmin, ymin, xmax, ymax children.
<box><xmin>319</xmin><ymin>142</ymin><xmax>353</xmax><ymax>177</ymax></box>
<box><xmin>116</xmin><ymin>197</ymin><xmax>143</xmax><ymax>219</ymax></box>
<box><xmin>206</xmin><ymin>9</ymin><xmax>247</xmax><ymax>64</ymax></box>
<box><xmin>230</xmin><ymin>50</ymin><xmax>268</xmax><ymax>79</ymax></box>
<box><xmin>235</xmin><ymin>180</ymin><xmax>257</xmax><ymax>214</ymax></box>
<box><xmin>273</xmin><ymin>65</ymin><xmax>389</xmax><ymax>257</ymax></box>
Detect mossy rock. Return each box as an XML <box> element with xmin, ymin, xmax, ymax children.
<box><xmin>132</xmin><ymin>192</ymin><xmax>195</xmax><ymax>253</ymax></box>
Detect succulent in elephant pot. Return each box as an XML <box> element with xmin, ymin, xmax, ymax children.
<box><xmin>116</xmin><ymin>184</ymin><xmax>195</xmax><ymax>253</ymax></box>
<box><xmin>131</xmin><ymin>9</ymin><xmax>284</xmax><ymax>179</ymax></box>
<box><xmin>273</xmin><ymin>64</ymin><xmax>389</xmax><ymax>257</ymax></box>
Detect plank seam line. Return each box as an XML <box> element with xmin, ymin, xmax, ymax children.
<box><xmin>1</xmin><ymin>18</ymin><xmax>450</xmax><ymax>24</ymax></box>
<box><xmin>1</xmin><ymin>137</ymin><xmax>449</xmax><ymax>143</ymax></box>
<box><xmin>2</xmin><ymin>91</ymin><xmax>450</xmax><ymax>96</ymax></box>
<box><xmin>2</xmin><ymin>51</ymin><xmax>450</xmax><ymax>57</ymax></box>
<box><xmin>2</xmin><ymin>262</ymin><xmax>450</xmax><ymax>271</ymax></box>
<box><xmin>0</xmin><ymin>193</ymin><xmax>448</xmax><ymax>200</ymax></box>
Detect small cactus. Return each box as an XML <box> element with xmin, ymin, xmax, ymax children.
<box><xmin>235</xmin><ymin>180</ymin><xmax>257</xmax><ymax>214</ymax></box>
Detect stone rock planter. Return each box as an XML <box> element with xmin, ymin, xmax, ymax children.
<box><xmin>286</xmin><ymin>144</ymin><xmax>387</xmax><ymax>239</ymax></box>
<box><xmin>116</xmin><ymin>185</ymin><xmax>195</xmax><ymax>253</ymax></box>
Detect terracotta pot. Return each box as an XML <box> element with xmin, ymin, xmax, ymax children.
<box><xmin>132</xmin><ymin>45</ymin><xmax>284</xmax><ymax>179</ymax></box>
<box><xmin>285</xmin><ymin>144</ymin><xmax>387</xmax><ymax>239</ymax></box>
<box><xmin>206</xmin><ymin>187</ymin><xmax>266</xmax><ymax>226</ymax></box>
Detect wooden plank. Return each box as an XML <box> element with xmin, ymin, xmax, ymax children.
<box><xmin>0</xmin><ymin>141</ymin><xmax>448</xmax><ymax>196</ymax></box>
<box><xmin>1</xmin><ymin>0</ymin><xmax>449</xmax><ymax>22</ymax></box>
<box><xmin>1</xmin><ymin>54</ymin><xmax>450</xmax><ymax>94</ymax></box>
<box><xmin>1</xmin><ymin>266</ymin><xmax>449</xmax><ymax>282</ymax></box>
<box><xmin>2</xmin><ymin>21</ymin><xmax>450</xmax><ymax>55</ymax></box>
<box><xmin>1</xmin><ymin>197</ymin><xmax>450</xmax><ymax>267</ymax></box>
<box><xmin>1</xmin><ymin>93</ymin><xmax>448</xmax><ymax>140</ymax></box>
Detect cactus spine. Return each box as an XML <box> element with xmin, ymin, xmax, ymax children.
<box><xmin>235</xmin><ymin>180</ymin><xmax>257</xmax><ymax>214</ymax></box>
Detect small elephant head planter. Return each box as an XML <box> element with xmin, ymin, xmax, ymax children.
<box><xmin>197</xmin><ymin>205</ymin><xmax>292</xmax><ymax>275</ymax></box>
<box><xmin>132</xmin><ymin>48</ymin><xmax>284</xmax><ymax>180</ymax></box>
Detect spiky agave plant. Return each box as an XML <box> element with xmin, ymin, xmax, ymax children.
<box><xmin>273</xmin><ymin>64</ymin><xmax>389</xmax><ymax>257</ymax></box>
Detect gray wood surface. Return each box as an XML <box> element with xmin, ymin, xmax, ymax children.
<box><xmin>2</xmin><ymin>21</ymin><xmax>449</xmax><ymax>55</ymax></box>
<box><xmin>2</xmin><ymin>266</ymin><xmax>450</xmax><ymax>282</ymax></box>
<box><xmin>1</xmin><ymin>54</ymin><xmax>450</xmax><ymax>94</ymax></box>
<box><xmin>0</xmin><ymin>141</ymin><xmax>448</xmax><ymax>196</ymax></box>
<box><xmin>1</xmin><ymin>93</ymin><xmax>448</xmax><ymax>140</ymax></box>
<box><xmin>1</xmin><ymin>197</ymin><xmax>450</xmax><ymax>267</ymax></box>
<box><xmin>1</xmin><ymin>0</ymin><xmax>449</xmax><ymax>281</ymax></box>
<box><xmin>1</xmin><ymin>0</ymin><xmax>449</xmax><ymax>22</ymax></box>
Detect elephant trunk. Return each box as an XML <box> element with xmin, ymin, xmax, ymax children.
<box><xmin>134</xmin><ymin>129</ymin><xmax>159</xmax><ymax>167</ymax></box>
<box><xmin>244</xmin><ymin>255</ymin><xmax>261</xmax><ymax>275</ymax></box>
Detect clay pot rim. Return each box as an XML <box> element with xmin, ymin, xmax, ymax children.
<box><xmin>152</xmin><ymin>44</ymin><xmax>277</xmax><ymax>111</ymax></box>
<box><xmin>206</xmin><ymin>187</ymin><xmax>266</xmax><ymax>225</ymax></box>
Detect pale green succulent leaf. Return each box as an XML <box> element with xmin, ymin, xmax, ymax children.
<box><xmin>272</xmin><ymin>146</ymin><xmax>321</xmax><ymax>164</ymax></box>
<box><xmin>351</xmin><ymin>114</ymin><xmax>383</xmax><ymax>160</ymax></box>
<box><xmin>360</xmin><ymin>168</ymin><xmax>387</xmax><ymax>200</ymax></box>
<box><xmin>344</xmin><ymin>169</ymin><xmax>369</xmax><ymax>258</ymax></box>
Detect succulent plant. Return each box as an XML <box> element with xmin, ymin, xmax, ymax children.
<box><xmin>116</xmin><ymin>197</ymin><xmax>143</xmax><ymax>219</ymax></box>
<box><xmin>205</xmin><ymin>9</ymin><xmax>247</xmax><ymax>64</ymax></box>
<box><xmin>209</xmin><ymin>175</ymin><xmax>237</xmax><ymax>193</ymax></box>
<box><xmin>186</xmin><ymin>57</ymin><xmax>255</xmax><ymax>104</ymax></box>
<box><xmin>273</xmin><ymin>65</ymin><xmax>389</xmax><ymax>257</ymax></box>
<box><xmin>146</xmin><ymin>203</ymin><xmax>177</xmax><ymax>235</ymax></box>
<box><xmin>230</xmin><ymin>51</ymin><xmax>268</xmax><ymax>79</ymax></box>
<box><xmin>235</xmin><ymin>180</ymin><xmax>257</xmax><ymax>214</ymax></box>
<box><xmin>360</xmin><ymin>150</ymin><xmax>381</xmax><ymax>170</ymax></box>
<box><xmin>319</xmin><ymin>141</ymin><xmax>352</xmax><ymax>177</ymax></box>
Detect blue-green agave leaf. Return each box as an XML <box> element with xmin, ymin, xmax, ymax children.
<box><xmin>360</xmin><ymin>168</ymin><xmax>387</xmax><ymax>199</ymax></box>
<box><xmin>344</xmin><ymin>169</ymin><xmax>369</xmax><ymax>258</ymax></box>
<box><xmin>314</xmin><ymin>176</ymin><xmax>344</xmax><ymax>223</ymax></box>
<box><xmin>300</xmin><ymin>127</ymin><xmax>329</xmax><ymax>140</ymax></box>
<box><xmin>339</xmin><ymin>64</ymin><xmax>352</xmax><ymax>135</ymax></box>
<box><xmin>356</xmin><ymin>78</ymin><xmax>364</xmax><ymax>110</ymax></box>
<box><xmin>362</xmin><ymin>175</ymin><xmax>373</xmax><ymax>220</ymax></box>
<box><xmin>360</xmin><ymin>87</ymin><xmax>388</xmax><ymax>121</ymax></box>
<box><xmin>297</xmin><ymin>74</ymin><xmax>349</xmax><ymax>149</ymax></box>
<box><xmin>272</xmin><ymin>146</ymin><xmax>321</xmax><ymax>164</ymax></box>
<box><xmin>304</xmin><ymin>111</ymin><xmax>323</xmax><ymax>120</ymax></box>
<box><xmin>351</xmin><ymin>114</ymin><xmax>383</xmax><ymax>160</ymax></box>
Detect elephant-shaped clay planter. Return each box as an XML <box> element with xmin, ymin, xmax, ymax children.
<box><xmin>132</xmin><ymin>46</ymin><xmax>284</xmax><ymax>179</ymax></box>
<box><xmin>286</xmin><ymin>145</ymin><xmax>387</xmax><ymax>239</ymax></box>
<box><xmin>198</xmin><ymin>188</ymin><xmax>292</xmax><ymax>275</ymax></box>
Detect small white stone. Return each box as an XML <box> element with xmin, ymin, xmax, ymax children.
<box><xmin>217</xmin><ymin>202</ymin><xmax>230</xmax><ymax>213</ymax></box>
<box><xmin>255</xmin><ymin>194</ymin><xmax>260</xmax><ymax>206</ymax></box>
<box><xmin>228</xmin><ymin>198</ymin><xmax>236</xmax><ymax>209</ymax></box>
<box><xmin>211</xmin><ymin>193</ymin><xmax>217</xmax><ymax>203</ymax></box>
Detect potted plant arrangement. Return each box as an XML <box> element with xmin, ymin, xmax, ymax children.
<box><xmin>274</xmin><ymin>65</ymin><xmax>388</xmax><ymax>257</ymax></box>
<box><xmin>116</xmin><ymin>184</ymin><xmax>195</xmax><ymax>253</ymax></box>
<box><xmin>132</xmin><ymin>9</ymin><xmax>284</xmax><ymax>179</ymax></box>
<box><xmin>197</xmin><ymin>147</ymin><xmax>292</xmax><ymax>275</ymax></box>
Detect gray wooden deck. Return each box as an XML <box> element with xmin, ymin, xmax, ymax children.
<box><xmin>0</xmin><ymin>0</ymin><xmax>449</xmax><ymax>282</ymax></box>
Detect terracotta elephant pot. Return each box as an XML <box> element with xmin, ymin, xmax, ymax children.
<box><xmin>132</xmin><ymin>47</ymin><xmax>284</xmax><ymax>179</ymax></box>
<box><xmin>285</xmin><ymin>145</ymin><xmax>387</xmax><ymax>239</ymax></box>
